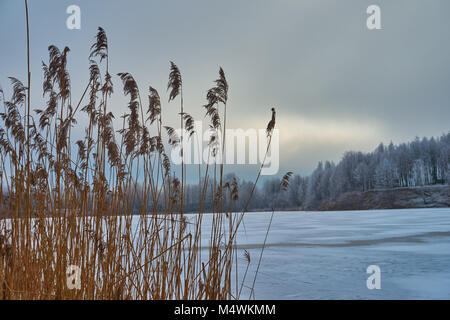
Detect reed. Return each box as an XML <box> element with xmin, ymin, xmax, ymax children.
<box><xmin>0</xmin><ymin>8</ymin><xmax>285</xmax><ymax>299</ymax></box>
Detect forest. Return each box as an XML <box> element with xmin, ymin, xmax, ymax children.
<box><xmin>176</xmin><ymin>132</ymin><xmax>450</xmax><ymax>212</ymax></box>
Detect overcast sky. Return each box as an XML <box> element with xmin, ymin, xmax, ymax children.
<box><xmin>1</xmin><ymin>0</ymin><xmax>449</xmax><ymax>180</ymax></box>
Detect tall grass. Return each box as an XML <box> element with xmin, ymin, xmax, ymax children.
<box><xmin>0</xmin><ymin>9</ymin><xmax>286</xmax><ymax>299</ymax></box>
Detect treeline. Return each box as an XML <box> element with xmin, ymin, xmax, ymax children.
<box><xmin>166</xmin><ymin>132</ymin><xmax>449</xmax><ymax>212</ymax></box>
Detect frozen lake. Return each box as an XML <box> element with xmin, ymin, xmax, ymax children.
<box><xmin>187</xmin><ymin>208</ymin><xmax>450</xmax><ymax>299</ymax></box>
<box><xmin>6</xmin><ymin>208</ymin><xmax>448</xmax><ymax>299</ymax></box>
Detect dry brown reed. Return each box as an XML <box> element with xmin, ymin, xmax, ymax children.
<box><xmin>0</xmin><ymin>9</ymin><xmax>284</xmax><ymax>299</ymax></box>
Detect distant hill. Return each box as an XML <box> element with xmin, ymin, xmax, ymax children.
<box><xmin>317</xmin><ymin>184</ymin><xmax>450</xmax><ymax>211</ymax></box>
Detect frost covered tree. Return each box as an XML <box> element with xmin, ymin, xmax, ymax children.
<box><xmin>375</xmin><ymin>158</ymin><xmax>398</xmax><ymax>189</ymax></box>
<box><xmin>132</xmin><ymin>132</ymin><xmax>450</xmax><ymax>212</ymax></box>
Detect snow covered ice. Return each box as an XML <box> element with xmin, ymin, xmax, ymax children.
<box><xmin>181</xmin><ymin>208</ymin><xmax>450</xmax><ymax>299</ymax></box>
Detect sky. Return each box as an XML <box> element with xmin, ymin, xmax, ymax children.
<box><xmin>1</xmin><ymin>0</ymin><xmax>450</xmax><ymax>181</ymax></box>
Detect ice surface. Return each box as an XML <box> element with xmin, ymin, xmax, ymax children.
<box><xmin>5</xmin><ymin>208</ymin><xmax>449</xmax><ymax>299</ymax></box>
<box><xmin>180</xmin><ymin>208</ymin><xmax>450</xmax><ymax>299</ymax></box>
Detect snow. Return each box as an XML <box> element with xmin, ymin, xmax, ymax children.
<box><xmin>181</xmin><ymin>208</ymin><xmax>450</xmax><ymax>299</ymax></box>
